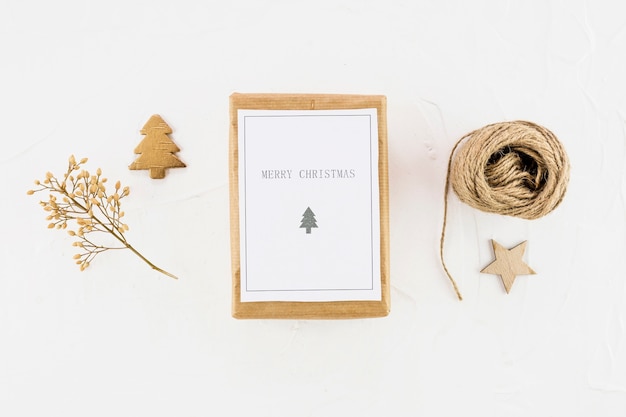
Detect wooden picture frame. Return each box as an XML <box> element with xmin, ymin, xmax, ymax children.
<box><xmin>229</xmin><ymin>93</ymin><xmax>390</xmax><ymax>319</ymax></box>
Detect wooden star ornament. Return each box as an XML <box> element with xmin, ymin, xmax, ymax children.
<box><xmin>481</xmin><ymin>240</ymin><xmax>536</xmax><ymax>293</ymax></box>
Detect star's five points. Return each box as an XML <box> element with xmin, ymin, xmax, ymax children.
<box><xmin>481</xmin><ymin>240</ymin><xmax>536</xmax><ymax>293</ymax></box>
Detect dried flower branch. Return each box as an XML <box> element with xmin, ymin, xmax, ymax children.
<box><xmin>27</xmin><ymin>155</ymin><xmax>177</xmax><ymax>279</ymax></box>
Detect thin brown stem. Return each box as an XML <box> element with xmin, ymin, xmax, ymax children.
<box><xmin>62</xmin><ymin>185</ymin><xmax>177</xmax><ymax>279</ymax></box>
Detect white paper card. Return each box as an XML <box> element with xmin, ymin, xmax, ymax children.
<box><xmin>238</xmin><ymin>109</ymin><xmax>381</xmax><ymax>302</ymax></box>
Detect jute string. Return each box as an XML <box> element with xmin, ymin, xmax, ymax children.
<box><xmin>440</xmin><ymin>120</ymin><xmax>570</xmax><ymax>300</ymax></box>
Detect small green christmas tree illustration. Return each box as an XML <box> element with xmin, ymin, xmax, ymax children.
<box><xmin>300</xmin><ymin>207</ymin><xmax>318</xmax><ymax>234</ymax></box>
<box><xmin>129</xmin><ymin>114</ymin><xmax>186</xmax><ymax>179</ymax></box>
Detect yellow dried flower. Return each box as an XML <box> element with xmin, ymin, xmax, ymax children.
<box><xmin>28</xmin><ymin>155</ymin><xmax>177</xmax><ymax>279</ymax></box>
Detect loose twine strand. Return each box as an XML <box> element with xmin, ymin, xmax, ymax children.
<box><xmin>440</xmin><ymin>120</ymin><xmax>570</xmax><ymax>300</ymax></box>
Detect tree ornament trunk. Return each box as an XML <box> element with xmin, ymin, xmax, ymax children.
<box><xmin>150</xmin><ymin>166</ymin><xmax>166</xmax><ymax>179</ymax></box>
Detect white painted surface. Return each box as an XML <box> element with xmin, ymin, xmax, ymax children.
<box><xmin>2</xmin><ymin>1</ymin><xmax>625</xmax><ymax>415</ymax></box>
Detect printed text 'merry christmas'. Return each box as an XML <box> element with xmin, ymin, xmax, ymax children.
<box><xmin>261</xmin><ymin>169</ymin><xmax>356</xmax><ymax>179</ymax></box>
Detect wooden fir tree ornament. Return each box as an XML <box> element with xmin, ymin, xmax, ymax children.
<box><xmin>480</xmin><ymin>240</ymin><xmax>536</xmax><ymax>293</ymax></box>
<box><xmin>129</xmin><ymin>115</ymin><xmax>186</xmax><ymax>179</ymax></box>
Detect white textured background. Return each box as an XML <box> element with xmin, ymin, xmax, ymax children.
<box><xmin>2</xmin><ymin>1</ymin><xmax>626</xmax><ymax>416</ymax></box>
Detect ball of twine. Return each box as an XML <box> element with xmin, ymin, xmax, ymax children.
<box><xmin>440</xmin><ymin>120</ymin><xmax>570</xmax><ymax>300</ymax></box>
